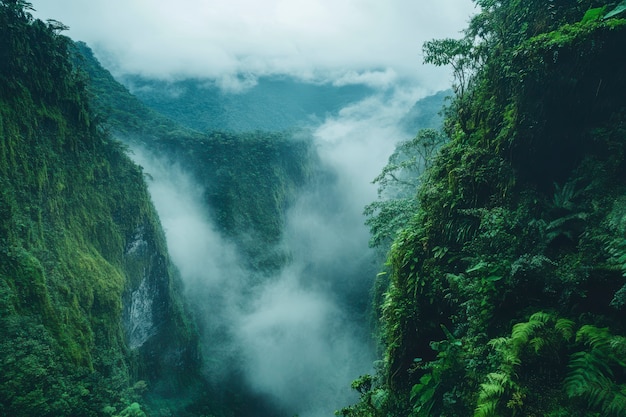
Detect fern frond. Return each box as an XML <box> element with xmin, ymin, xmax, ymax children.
<box><xmin>473</xmin><ymin>371</ymin><xmax>512</xmax><ymax>417</ymax></box>
<box><xmin>565</xmin><ymin>351</ymin><xmax>614</xmax><ymax>402</ymax></box>
<box><xmin>604</xmin><ymin>388</ymin><xmax>626</xmax><ymax>417</ymax></box>
<box><xmin>474</xmin><ymin>399</ymin><xmax>498</xmax><ymax>417</ymax></box>
<box><xmin>609</xmin><ymin>336</ymin><xmax>626</xmax><ymax>360</ymax></box>
<box><xmin>511</xmin><ymin>313</ymin><xmax>549</xmax><ymax>348</ymax></box>
<box><xmin>488</xmin><ymin>337</ymin><xmax>509</xmax><ymax>349</ymax></box>
<box><xmin>511</xmin><ymin>321</ymin><xmax>534</xmax><ymax>347</ymax></box>
<box><xmin>480</xmin><ymin>382</ymin><xmax>506</xmax><ymax>398</ymax></box>
<box><xmin>501</xmin><ymin>349</ymin><xmax>522</xmax><ymax>368</ymax></box>
<box><xmin>576</xmin><ymin>325</ymin><xmax>612</xmax><ymax>350</ymax></box>
<box><xmin>486</xmin><ymin>371</ymin><xmax>511</xmax><ymax>387</ymax></box>
<box><xmin>529</xmin><ymin>336</ymin><xmax>545</xmax><ymax>353</ymax></box>
<box><xmin>528</xmin><ymin>311</ymin><xmax>552</xmax><ymax>324</ymax></box>
<box><xmin>555</xmin><ymin>318</ymin><xmax>576</xmax><ymax>341</ymax></box>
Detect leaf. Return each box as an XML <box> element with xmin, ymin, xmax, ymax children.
<box><xmin>604</xmin><ymin>0</ymin><xmax>626</xmax><ymax>20</ymax></box>
<box><xmin>485</xmin><ymin>274</ymin><xmax>503</xmax><ymax>282</ymax></box>
<box><xmin>467</xmin><ymin>261</ymin><xmax>489</xmax><ymax>273</ymax></box>
<box><xmin>581</xmin><ymin>7</ymin><xmax>606</xmax><ymax>23</ymax></box>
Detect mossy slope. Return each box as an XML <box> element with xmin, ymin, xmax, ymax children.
<box><xmin>0</xmin><ymin>2</ymin><xmax>196</xmax><ymax>416</ymax></box>
<box><xmin>342</xmin><ymin>2</ymin><xmax>626</xmax><ymax>416</ymax></box>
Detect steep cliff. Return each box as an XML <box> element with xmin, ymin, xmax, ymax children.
<box><xmin>0</xmin><ymin>2</ymin><xmax>197</xmax><ymax>416</ymax></box>
<box><xmin>342</xmin><ymin>2</ymin><xmax>626</xmax><ymax>416</ymax></box>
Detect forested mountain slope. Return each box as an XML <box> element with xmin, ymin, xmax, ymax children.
<box><xmin>73</xmin><ymin>41</ymin><xmax>317</xmax><ymax>272</ymax></box>
<box><xmin>0</xmin><ymin>2</ymin><xmax>197</xmax><ymax>416</ymax></box>
<box><xmin>343</xmin><ymin>1</ymin><xmax>626</xmax><ymax>416</ymax></box>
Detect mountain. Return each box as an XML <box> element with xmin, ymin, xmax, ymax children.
<box><xmin>341</xmin><ymin>3</ymin><xmax>626</xmax><ymax>417</ymax></box>
<box><xmin>70</xmin><ymin>38</ymin><xmax>460</xmax><ymax>417</ymax></box>
<box><xmin>0</xmin><ymin>3</ymin><xmax>197</xmax><ymax>417</ymax></box>
<box><xmin>399</xmin><ymin>88</ymin><xmax>450</xmax><ymax>133</ymax></box>
<box><xmin>120</xmin><ymin>74</ymin><xmax>375</xmax><ymax>132</ymax></box>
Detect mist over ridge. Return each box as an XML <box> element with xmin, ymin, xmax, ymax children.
<box><xmin>30</xmin><ymin>0</ymin><xmax>475</xmax><ymax>91</ymax></box>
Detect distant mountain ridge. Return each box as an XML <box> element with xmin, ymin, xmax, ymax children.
<box><xmin>121</xmin><ymin>75</ymin><xmax>376</xmax><ymax>132</ymax></box>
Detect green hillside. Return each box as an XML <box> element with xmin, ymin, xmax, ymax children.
<box><xmin>0</xmin><ymin>2</ymin><xmax>197</xmax><ymax>416</ymax></box>
<box><xmin>343</xmin><ymin>1</ymin><xmax>626</xmax><ymax>416</ymax></box>
<box><xmin>73</xmin><ymin>42</ymin><xmax>317</xmax><ymax>272</ymax></box>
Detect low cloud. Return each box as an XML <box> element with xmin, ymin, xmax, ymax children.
<box><xmin>32</xmin><ymin>0</ymin><xmax>475</xmax><ymax>91</ymax></box>
<box><xmin>332</xmin><ymin>68</ymin><xmax>398</xmax><ymax>89</ymax></box>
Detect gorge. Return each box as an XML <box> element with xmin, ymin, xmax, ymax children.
<box><xmin>4</xmin><ymin>1</ymin><xmax>626</xmax><ymax>417</ymax></box>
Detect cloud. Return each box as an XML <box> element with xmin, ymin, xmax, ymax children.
<box><xmin>331</xmin><ymin>68</ymin><xmax>397</xmax><ymax>89</ymax></box>
<box><xmin>314</xmin><ymin>86</ymin><xmax>427</xmax><ymax>210</ymax></box>
<box><xmin>31</xmin><ymin>0</ymin><xmax>476</xmax><ymax>90</ymax></box>
<box><xmin>235</xmin><ymin>268</ymin><xmax>364</xmax><ymax>413</ymax></box>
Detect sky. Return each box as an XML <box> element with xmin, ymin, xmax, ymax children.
<box><xmin>31</xmin><ymin>0</ymin><xmax>476</xmax><ymax>91</ymax></box>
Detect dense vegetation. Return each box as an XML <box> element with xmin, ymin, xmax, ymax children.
<box><xmin>73</xmin><ymin>42</ymin><xmax>318</xmax><ymax>273</ymax></box>
<box><xmin>344</xmin><ymin>1</ymin><xmax>626</xmax><ymax>416</ymax></box>
<box><xmin>0</xmin><ymin>2</ymin><xmax>197</xmax><ymax>416</ymax></box>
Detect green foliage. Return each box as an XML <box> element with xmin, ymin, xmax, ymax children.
<box><xmin>410</xmin><ymin>373</ymin><xmax>437</xmax><ymax>416</ymax></box>
<box><xmin>474</xmin><ymin>372</ymin><xmax>515</xmax><ymax>417</ymax></box>
<box><xmin>604</xmin><ymin>0</ymin><xmax>626</xmax><ymax>20</ymax></box>
<box><xmin>409</xmin><ymin>326</ymin><xmax>465</xmax><ymax>417</ymax></box>
<box><xmin>119</xmin><ymin>75</ymin><xmax>373</xmax><ymax>133</ymax></box>
<box><xmin>582</xmin><ymin>7</ymin><xmax>606</xmax><ymax>23</ymax></box>
<box><xmin>565</xmin><ymin>325</ymin><xmax>626</xmax><ymax>416</ymax></box>
<box><xmin>169</xmin><ymin>129</ymin><xmax>315</xmax><ymax>271</ymax></box>
<box><xmin>472</xmin><ymin>312</ymin><xmax>567</xmax><ymax>417</ymax></box>
<box><xmin>423</xmin><ymin>38</ymin><xmax>476</xmax><ymax>99</ymax></box>
<box><xmin>116</xmin><ymin>403</ymin><xmax>147</xmax><ymax>417</ymax></box>
<box><xmin>348</xmin><ymin>2</ymin><xmax>626</xmax><ymax>417</ymax></box>
<box><xmin>73</xmin><ymin>43</ymin><xmax>317</xmax><ymax>273</ymax></box>
<box><xmin>0</xmin><ymin>2</ymin><xmax>198</xmax><ymax>415</ymax></box>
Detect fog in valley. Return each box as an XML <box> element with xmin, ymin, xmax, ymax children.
<box><xmin>27</xmin><ymin>1</ymin><xmax>474</xmax><ymax>414</ymax></box>
<box><xmin>128</xmin><ymin>86</ymin><xmax>425</xmax><ymax>416</ymax></box>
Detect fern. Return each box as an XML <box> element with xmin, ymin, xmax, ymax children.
<box><xmin>565</xmin><ymin>351</ymin><xmax>613</xmax><ymax>397</ymax></box>
<box><xmin>511</xmin><ymin>311</ymin><xmax>551</xmax><ymax>349</ymax></box>
<box><xmin>474</xmin><ymin>372</ymin><xmax>514</xmax><ymax>417</ymax></box>
<box><xmin>565</xmin><ymin>325</ymin><xmax>626</xmax><ymax>416</ymax></box>
<box><xmin>576</xmin><ymin>325</ymin><xmax>612</xmax><ymax>350</ymax></box>
<box><xmin>477</xmin><ymin>312</ymin><xmax>573</xmax><ymax>415</ymax></box>
<box><xmin>474</xmin><ymin>400</ymin><xmax>497</xmax><ymax>417</ymax></box>
<box><xmin>555</xmin><ymin>318</ymin><xmax>576</xmax><ymax>342</ymax></box>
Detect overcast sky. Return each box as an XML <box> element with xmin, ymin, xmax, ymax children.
<box><xmin>31</xmin><ymin>0</ymin><xmax>476</xmax><ymax>90</ymax></box>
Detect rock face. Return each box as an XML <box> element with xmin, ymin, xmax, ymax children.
<box><xmin>124</xmin><ymin>225</ymin><xmax>163</xmax><ymax>350</ymax></box>
<box><xmin>122</xmin><ymin>220</ymin><xmax>197</xmax><ymax>384</ymax></box>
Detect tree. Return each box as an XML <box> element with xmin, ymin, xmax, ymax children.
<box><xmin>364</xmin><ymin>128</ymin><xmax>447</xmax><ymax>248</ymax></box>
